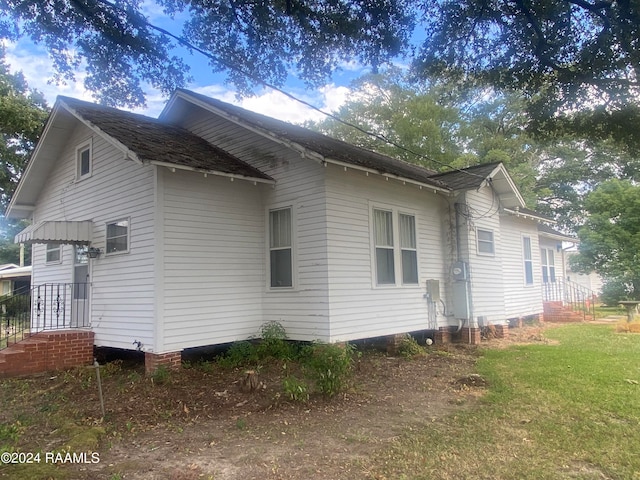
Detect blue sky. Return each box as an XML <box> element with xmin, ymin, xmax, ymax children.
<box><xmin>2</xmin><ymin>4</ymin><xmax>367</xmax><ymax>123</ymax></box>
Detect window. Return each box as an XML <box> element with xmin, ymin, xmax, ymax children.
<box><xmin>477</xmin><ymin>229</ymin><xmax>495</xmax><ymax>255</ymax></box>
<box><xmin>399</xmin><ymin>214</ymin><xmax>418</xmax><ymax>284</ymax></box>
<box><xmin>269</xmin><ymin>207</ymin><xmax>292</xmax><ymax>288</ymax></box>
<box><xmin>373</xmin><ymin>209</ymin><xmax>395</xmax><ymax>285</ymax></box>
<box><xmin>523</xmin><ymin>237</ymin><xmax>534</xmax><ymax>285</ymax></box>
<box><xmin>46</xmin><ymin>244</ymin><xmax>61</xmax><ymax>263</ymax></box>
<box><xmin>76</xmin><ymin>141</ymin><xmax>92</xmax><ymax>179</ymax></box>
<box><xmin>106</xmin><ymin>219</ymin><xmax>129</xmax><ymax>254</ymax></box>
<box><xmin>541</xmin><ymin>248</ymin><xmax>556</xmax><ymax>283</ymax></box>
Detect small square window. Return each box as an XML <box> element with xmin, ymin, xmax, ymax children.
<box><xmin>477</xmin><ymin>229</ymin><xmax>495</xmax><ymax>255</ymax></box>
<box><xmin>76</xmin><ymin>141</ymin><xmax>92</xmax><ymax>179</ymax></box>
<box><xmin>106</xmin><ymin>219</ymin><xmax>129</xmax><ymax>254</ymax></box>
<box><xmin>46</xmin><ymin>244</ymin><xmax>61</xmax><ymax>263</ymax></box>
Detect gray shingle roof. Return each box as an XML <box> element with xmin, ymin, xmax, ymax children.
<box><xmin>178</xmin><ymin>90</ymin><xmax>450</xmax><ymax>189</ymax></box>
<box><xmin>429</xmin><ymin>162</ymin><xmax>501</xmax><ymax>191</ymax></box>
<box><xmin>59</xmin><ymin>96</ymin><xmax>273</xmax><ymax>181</ymax></box>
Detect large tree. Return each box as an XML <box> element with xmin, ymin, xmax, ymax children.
<box><xmin>570</xmin><ymin>179</ymin><xmax>640</xmax><ymax>300</ymax></box>
<box><xmin>1</xmin><ymin>0</ymin><xmax>639</xmax><ymax>150</ymax></box>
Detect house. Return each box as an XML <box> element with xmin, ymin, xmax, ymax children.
<box><xmin>0</xmin><ymin>263</ymin><xmax>31</xmax><ymax>295</ymax></box>
<box><xmin>2</xmin><ymin>90</ymin><xmax>576</xmax><ymax>375</ymax></box>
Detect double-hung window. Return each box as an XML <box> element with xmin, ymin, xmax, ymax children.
<box><xmin>106</xmin><ymin>219</ymin><xmax>129</xmax><ymax>254</ymax></box>
<box><xmin>399</xmin><ymin>214</ymin><xmax>418</xmax><ymax>284</ymax></box>
<box><xmin>477</xmin><ymin>229</ymin><xmax>495</xmax><ymax>255</ymax></box>
<box><xmin>541</xmin><ymin>248</ymin><xmax>556</xmax><ymax>283</ymax></box>
<box><xmin>269</xmin><ymin>207</ymin><xmax>293</xmax><ymax>288</ymax></box>
<box><xmin>373</xmin><ymin>209</ymin><xmax>395</xmax><ymax>285</ymax></box>
<box><xmin>373</xmin><ymin>208</ymin><xmax>419</xmax><ymax>286</ymax></box>
<box><xmin>523</xmin><ymin>236</ymin><xmax>534</xmax><ymax>285</ymax></box>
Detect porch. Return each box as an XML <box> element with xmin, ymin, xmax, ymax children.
<box><xmin>542</xmin><ymin>279</ymin><xmax>597</xmax><ymax>322</ymax></box>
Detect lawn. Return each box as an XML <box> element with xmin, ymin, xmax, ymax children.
<box><xmin>367</xmin><ymin>323</ymin><xmax>640</xmax><ymax>479</ymax></box>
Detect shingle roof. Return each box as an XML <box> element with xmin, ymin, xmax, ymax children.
<box><xmin>177</xmin><ymin>90</ymin><xmax>450</xmax><ymax>190</ymax></box>
<box><xmin>429</xmin><ymin>162</ymin><xmax>501</xmax><ymax>191</ymax></box>
<box><xmin>59</xmin><ymin>96</ymin><xmax>273</xmax><ymax>181</ymax></box>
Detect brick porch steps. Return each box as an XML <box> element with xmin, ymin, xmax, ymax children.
<box><xmin>543</xmin><ymin>301</ymin><xmax>594</xmax><ymax>323</ymax></box>
<box><xmin>0</xmin><ymin>330</ymin><xmax>94</xmax><ymax>378</ymax></box>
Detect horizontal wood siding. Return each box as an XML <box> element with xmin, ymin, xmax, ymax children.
<box><xmin>178</xmin><ymin>108</ymin><xmax>331</xmax><ymax>342</ymax></box>
<box><xmin>463</xmin><ymin>189</ymin><xmax>506</xmax><ymax>324</ymax></box>
<box><xmin>160</xmin><ymin>169</ymin><xmax>266</xmax><ymax>350</ymax></box>
<box><xmin>324</xmin><ymin>166</ymin><xmax>449</xmax><ymax>342</ymax></box>
<box><xmin>31</xmin><ymin>124</ymin><xmax>156</xmax><ymax>349</ymax></box>
<box><xmin>501</xmin><ymin>215</ymin><xmax>543</xmax><ymax>318</ymax></box>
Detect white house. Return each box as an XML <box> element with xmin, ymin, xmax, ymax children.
<box><xmin>4</xmin><ymin>90</ymin><xmax>571</xmax><ymax>373</ymax></box>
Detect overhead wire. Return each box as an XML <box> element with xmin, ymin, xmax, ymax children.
<box><xmin>94</xmin><ymin>0</ymin><xmax>487</xmax><ymax>180</ymax></box>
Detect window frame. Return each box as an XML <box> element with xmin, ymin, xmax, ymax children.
<box><xmin>75</xmin><ymin>139</ymin><xmax>93</xmax><ymax>181</ymax></box>
<box><xmin>105</xmin><ymin>218</ymin><xmax>130</xmax><ymax>256</ymax></box>
<box><xmin>268</xmin><ymin>205</ymin><xmax>295</xmax><ymax>290</ymax></box>
<box><xmin>541</xmin><ymin>247</ymin><xmax>556</xmax><ymax>284</ymax></box>
<box><xmin>45</xmin><ymin>243</ymin><xmax>62</xmax><ymax>264</ymax></box>
<box><xmin>370</xmin><ymin>204</ymin><xmax>420</xmax><ymax>288</ymax></box>
<box><xmin>373</xmin><ymin>208</ymin><xmax>396</xmax><ymax>285</ymax></box>
<box><xmin>476</xmin><ymin>228</ymin><xmax>495</xmax><ymax>256</ymax></box>
<box><xmin>523</xmin><ymin>236</ymin><xmax>534</xmax><ymax>286</ymax></box>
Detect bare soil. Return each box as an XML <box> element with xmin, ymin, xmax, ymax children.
<box><xmin>0</xmin><ymin>325</ymin><xmax>550</xmax><ymax>480</ymax></box>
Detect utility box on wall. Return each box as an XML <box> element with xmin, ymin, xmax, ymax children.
<box><xmin>426</xmin><ymin>279</ymin><xmax>440</xmax><ymax>302</ymax></box>
<box><xmin>452</xmin><ymin>261</ymin><xmax>470</xmax><ymax>320</ymax></box>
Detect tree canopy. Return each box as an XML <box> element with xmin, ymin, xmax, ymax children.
<box><xmin>1</xmin><ymin>0</ymin><xmax>639</xmax><ymax>149</ymax></box>
<box><xmin>570</xmin><ymin>180</ymin><xmax>640</xmax><ymax>300</ymax></box>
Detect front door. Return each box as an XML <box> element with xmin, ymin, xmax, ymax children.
<box><xmin>72</xmin><ymin>246</ymin><xmax>90</xmax><ymax>327</ymax></box>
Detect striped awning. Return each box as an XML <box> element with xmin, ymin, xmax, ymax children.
<box><xmin>15</xmin><ymin>221</ymin><xmax>93</xmax><ymax>245</ymax></box>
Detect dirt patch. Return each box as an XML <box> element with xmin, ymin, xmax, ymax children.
<box><xmin>0</xmin><ymin>325</ymin><xmax>548</xmax><ymax>480</ymax></box>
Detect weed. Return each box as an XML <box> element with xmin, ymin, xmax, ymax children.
<box><xmin>397</xmin><ymin>334</ymin><xmax>426</xmax><ymax>358</ymax></box>
<box><xmin>302</xmin><ymin>343</ymin><xmax>355</xmax><ymax>396</ymax></box>
<box><xmin>282</xmin><ymin>375</ymin><xmax>309</xmax><ymax>402</ymax></box>
<box><xmin>151</xmin><ymin>366</ymin><xmax>171</xmax><ymax>385</ymax></box>
<box><xmin>257</xmin><ymin>321</ymin><xmax>297</xmax><ymax>360</ymax></box>
<box><xmin>236</xmin><ymin>418</ymin><xmax>247</xmax><ymax>430</ymax></box>
<box><xmin>217</xmin><ymin>340</ymin><xmax>259</xmax><ymax>368</ymax></box>
<box><xmin>0</xmin><ymin>422</ymin><xmax>20</xmax><ymax>447</ymax></box>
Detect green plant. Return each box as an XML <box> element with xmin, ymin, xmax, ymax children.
<box><xmin>283</xmin><ymin>375</ymin><xmax>309</xmax><ymax>402</ymax></box>
<box><xmin>257</xmin><ymin>321</ymin><xmax>296</xmax><ymax>360</ymax></box>
<box><xmin>397</xmin><ymin>334</ymin><xmax>426</xmax><ymax>358</ymax></box>
<box><xmin>302</xmin><ymin>343</ymin><xmax>355</xmax><ymax>397</ymax></box>
<box><xmin>150</xmin><ymin>366</ymin><xmax>170</xmax><ymax>385</ymax></box>
<box><xmin>217</xmin><ymin>340</ymin><xmax>259</xmax><ymax>368</ymax></box>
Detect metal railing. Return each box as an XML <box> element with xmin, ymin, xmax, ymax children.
<box><xmin>542</xmin><ymin>279</ymin><xmax>597</xmax><ymax>321</ymax></box>
<box><xmin>1</xmin><ymin>283</ymin><xmax>90</xmax><ymax>350</ymax></box>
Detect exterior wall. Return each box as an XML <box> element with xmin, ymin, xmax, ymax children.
<box><xmin>31</xmin><ymin>123</ymin><xmax>156</xmax><ymax>350</ymax></box>
<box><xmin>179</xmin><ymin>109</ymin><xmax>331</xmax><ymax>342</ymax></box>
<box><xmin>501</xmin><ymin>215</ymin><xmax>544</xmax><ymax>319</ymax></box>
<box><xmin>324</xmin><ymin>166</ymin><xmax>450</xmax><ymax>342</ymax></box>
<box><xmin>159</xmin><ymin>168</ymin><xmax>266</xmax><ymax>351</ymax></box>
<box><xmin>461</xmin><ymin>188</ymin><xmax>506</xmax><ymax>325</ymax></box>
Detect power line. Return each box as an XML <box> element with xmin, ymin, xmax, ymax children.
<box><xmin>94</xmin><ymin>0</ymin><xmax>486</xmax><ymax>179</ymax></box>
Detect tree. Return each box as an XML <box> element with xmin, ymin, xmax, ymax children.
<box><xmin>0</xmin><ymin>50</ymin><xmax>48</xmax><ymax>265</ymax></box>
<box><xmin>570</xmin><ymin>180</ymin><xmax>640</xmax><ymax>300</ymax></box>
<box><xmin>417</xmin><ymin>0</ymin><xmax>640</xmax><ymax>153</ymax></box>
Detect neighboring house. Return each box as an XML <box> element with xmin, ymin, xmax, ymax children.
<box><xmin>564</xmin><ymin>250</ymin><xmax>604</xmax><ymax>296</ymax></box>
<box><xmin>0</xmin><ymin>263</ymin><xmax>31</xmax><ymax>295</ymax></box>
<box><xmin>4</xmin><ymin>90</ymin><xmax>570</xmax><ymax>374</ymax></box>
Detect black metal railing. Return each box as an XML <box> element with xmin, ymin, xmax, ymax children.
<box><xmin>542</xmin><ymin>279</ymin><xmax>597</xmax><ymax>321</ymax></box>
<box><xmin>1</xmin><ymin>283</ymin><xmax>90</xmax><ymax>350</ymax></box>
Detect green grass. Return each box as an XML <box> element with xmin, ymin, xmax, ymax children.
<box><xmin>367</xmin><ymin>324</ymin><xmax>640</xmax><ymax>479</ymax></box>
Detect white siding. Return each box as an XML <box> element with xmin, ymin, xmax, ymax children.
<box><xmin>31</xmin><ymin>124</ymin><xmax>156</xmax><ymax>350</ymax></box>
<box><xmin>463</xmin><ymin>188</ymin><xmax>506</xmax><ymax>324</ymax></box>
<box><xmin>177</xmin><ymin>108</ymin><xmax>331</xmax><ymax>342</ymax></box>
<box><xmin>324</xmin><ymin>166</ymin><xmax>449</xmax><ymax>341</ymax></box>
<box><xmin>160</xmin><ymin>169</ymin><xmax>266</xmax><ymax>350</ymax></box>
<box><xmin>501</xmin><ymin>215</ymin><xmax>543</xmax><ymax>319</ymax></box>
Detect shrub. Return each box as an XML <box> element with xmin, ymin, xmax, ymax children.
<box><xmin>601</xmin><ymin>278</ymin><xmax>632</xmax><ymax>306</ymax></box>
<box><xmin>256</xmin><ymin>321</ymin><xmax>297</xmax><ymax>360</ymax></box>
<box><xmin>217</xmin><ymin>341</ymin><xmax>259</xmax><ymax>368</ymax></box>
<box><xmin>397</xmin><ymin>334</ymin><xmax>426</xmax><ymax>358</ymax></box>
<box><xmin>283</xmin><ymin>375</ymin><xmax>310</xmax><ymax>402</ymax></box>
<box><xmin>302</xmin><ymin>343</ymin><xmax>355</xmax><ymax>397</ymax></box>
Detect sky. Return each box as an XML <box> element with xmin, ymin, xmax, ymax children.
<box><xmin>2</xmin><ymin>13</ymin><xmax>358</xmax><ymax>124</ymax></box>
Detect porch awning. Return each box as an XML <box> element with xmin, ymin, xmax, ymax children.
<box><xmin>15</xmin><ymin>221</ymin><xmax>93</xmax><ymax>245</ymax></box>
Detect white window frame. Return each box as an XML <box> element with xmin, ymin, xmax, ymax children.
<box><xmin>267</xmin><ymin>205</ymin><xmax>296</xmax><ymax>290</ymax></box>
<box><xmin>373</xmin><ymin>208</ymin><xmax>396</xmax><ymax>286</ymax></box>
<box><xmin>523</xmin><ymin>236</ymin><xmax>534</xmax><ymax>286</ymax></box>
<box><xmin>399</xmin><ymin>213</ymin><xmax>419</xmax><ymax>285</ymax></box>
<box><xmin>541</xmin><ymin>248</ymin><xmax>557</xmax><ymax>284</ymax></box>
<box><xmin>45</xmin><ymin>243</ymin><xmax>62</xmax><ymax>264</ymax></box>
<box><xmin>105</xmin><ymin>218</ymin><xmax>130</xmax><ymax>255</ymax></box>
<box><xmin>76</xmin><ymin>139</ymin><xmax>93</xmax><ymax>180</ymax></box>
<box><xmin>476</xmin><ymin>228</ymin><xmax>495</xmax><ymax>256</ymax></box>
<box><xmin>370</xmin><ymin>204</ymin><xmax>420</xmax><ymax>288</ymax></box>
